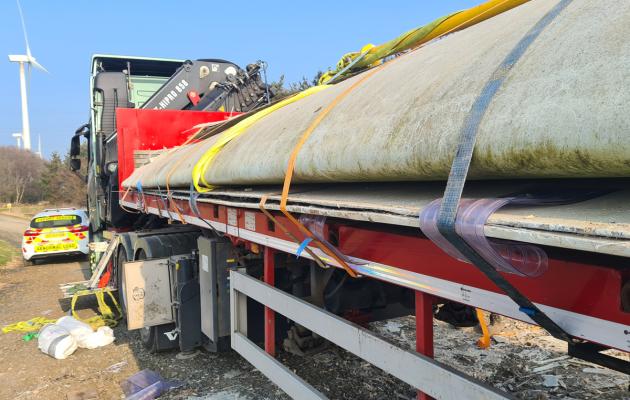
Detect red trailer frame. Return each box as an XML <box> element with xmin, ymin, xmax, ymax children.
<box><xmin>116</xmin><ymin>108</ymin><xmax>630</xmax><ymax>398</ymax></box>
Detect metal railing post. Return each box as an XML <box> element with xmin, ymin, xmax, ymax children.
<box><xmin>264</xmin><ymin>247</ymin><xmax>276</xmax><ymax>356</ymax></box>
<box><xmin>416</xmin><ymin>291</ymin><xmax>435</xmax><ymax>400</ymax></box>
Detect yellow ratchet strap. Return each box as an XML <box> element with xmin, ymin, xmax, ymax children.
<box><xmin>71</xmin><ymin>288</ymin><xmax>122</xmax><ymax>329</ymax></box>
<box><xmin>319</xmin><ymin>0</ymin><xmax>528</xmax><ymax>84</ymax></box>
<box><xmin>2</xmin><ymin>317</ymin><xmax>57</xmax><ymax>333</ymax></box>
<box><xmin>192</xmin><ymin>85</ymin><xmax>330</xmax><ymax>192</ymax></box>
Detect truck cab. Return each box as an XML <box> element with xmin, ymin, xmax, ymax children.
<box><xmin>69</xmin><ymin>54</ymin><xmax>270</xmax><ymax>237</ymax></box>
<box><xmin>70</xmin><ymin>55</ymin><xmax>185</xmax><ymax>235</ymax></box>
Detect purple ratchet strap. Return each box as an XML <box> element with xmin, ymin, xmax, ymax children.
<box><xmin>299</xmin><ymin>214</ymin><xmax>365</xmax><ymax>270</ymax></box>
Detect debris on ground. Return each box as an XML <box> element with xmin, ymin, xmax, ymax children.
<box><xmin>541</xmin><ymin>375</ymin><xmax>559</xmax><ymax>388</ymax></box>
<box><xmin>1</xmin><ymin>257</ymin><xmax>629</xmax><ymax>399</ymax></box>
<box><xmin>121</xmin><ymin>369</ymin><xmax>183</xmax><ymax>399</ymax></box>
<box><xmin>369</xmin><ymin>316</ymin><xmax>630</xmax><ymax>400</ymax></box>
<box><xmin>56</xmin><ymin>316</ymin><xmax>115</xmax><ymax>349</ymax></box>
<box><xmin>104</xmin><ymin>360</ymin><xmax>128</xmax><ymax>373</ymax></box>
<box><xmin>36</xmin><ymin>316</ymin><xmax>116</xmax><ymax>360</ymax></box>
<box><xmin>2</xmin><ymin>316</ymin><xmax>57</xmax><ymax>333</ymax></box>
<box><xmin>38</xmin><ymin>323</ymin><xmax>78</xmax><ymax>360</ymax></box>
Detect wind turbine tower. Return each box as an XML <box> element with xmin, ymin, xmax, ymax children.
<box><xmin>12</xmin><ymin>133</ymin><xmax>22</xmax><ymax>148</ymax></box>
<box><xmin>36</xmin><ymin>134</ymin><xmax>42</xmax><ymax>158</ymax></box>
<box><xmin>8</xmin><ymin>0</ymin><xmax>48</xmax><ymax>151</ymax></box>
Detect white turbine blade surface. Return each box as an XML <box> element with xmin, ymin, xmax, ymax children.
<box><xmin>30</xmin><ymin>57</ymin><xmax>48</xmax><ymax>73</ymax></box>
<box><xmin>16</xmin><ymin>0</ymin><xmax>31</xmax><ymax>58</ymax></box>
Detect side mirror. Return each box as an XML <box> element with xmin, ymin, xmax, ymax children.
<box><xmin>71</xmin><ymin>123</ymin><xmax>89</xmax><ymax>157</ymax></box>
<box><xmin>70</xmin><ymin>135</ymin><xmax>81</xmax><ymax>157</ymax></box>
<box><xmin>75</xmin><ymin>123</ymin><xmax>90</xmax><ymax>137</ymax></box>
<box><xmin>70</xmin><ymin>158</ymin><xmax>81</xmax><ymax>171</ymax></box>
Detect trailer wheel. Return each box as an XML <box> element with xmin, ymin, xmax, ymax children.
<box><xmin>140</xmin><ymin>326</ymin><xmax>158</xmax><ymax>352</ymax></box>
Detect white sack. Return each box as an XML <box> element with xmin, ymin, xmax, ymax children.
<box><xmin>57</xmin><ymin>316</ymin><xmax>115</xmax><ymax>349</ymax></box>
<box><xmin>38</xmin><ymin>324</ymin><xmax>78</xmax><ymax>360</ymax></box>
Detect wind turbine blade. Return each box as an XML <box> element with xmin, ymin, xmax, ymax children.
<box><xmin>16</xmin><ymin>0</ymin><xmax>31</xmax><ymax>58</ymax></box>
<box><xmin>29</xmin><ymin>58</ymin><xmax>48</xmax><ymax>73</ymax></box>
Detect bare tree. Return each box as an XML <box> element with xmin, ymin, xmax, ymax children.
<box><xmin>0</xmin><ymin>147</ymin><xmax>45</xmax><ymax>204</ymax></box>
<box><xmin>40</xmin><ymin>151</ymin><xmax>85</xmax><ymax>206</ymax></box>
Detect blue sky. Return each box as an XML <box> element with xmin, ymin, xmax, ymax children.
<box><xmin>0</xmin><ymin>0</ymin><xmax>480</xmax><ymax>158</ymax></box>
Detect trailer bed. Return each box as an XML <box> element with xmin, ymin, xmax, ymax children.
<box><xmin>122</xmin><ymin>180</ymin><xmax>630</xmax><ymax>353</ymax></box>
<box><xmin>158</xmin><ymin>181</ymin><xmax>630</xmax><ymax>258</ymax></box>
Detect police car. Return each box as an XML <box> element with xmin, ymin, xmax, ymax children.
<box><xmin>22</xmin><ymin>208</ymin><xmax>89</xmax><ymax>264</ymax></box>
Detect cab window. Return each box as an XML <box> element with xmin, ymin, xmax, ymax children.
<box><xmin>30</xmin><ymin>215</ymin><xmax>82</xmax><ymax>229</ymax></box>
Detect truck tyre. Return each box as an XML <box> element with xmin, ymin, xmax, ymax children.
<box><xmin>115</xmin><ymin>245</ymin><xmax>128</xmax><ymax>320</ymax></box>
<box><xmin>140</xmin><ymin>326</ymin><xmax>158</xmax><ymax>352</ymax></box>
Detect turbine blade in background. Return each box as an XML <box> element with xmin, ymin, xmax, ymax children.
<box><xmin>29</xmin><ymin>57</ymin><xmax>49</xmax><ymax>73</ymax></box>
<box><xmin>16</xmin><ymin>0</ymin><xmax>31</xmax><ymax>58</ymax></box>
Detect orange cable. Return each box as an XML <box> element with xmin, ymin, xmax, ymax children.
<box><xmin>258</xmin><ymin>194</ymin><xmax>327</xmax><ymax>270</ymax></box>
<box><xmin>279</xmin><ymin>67</ymin><xmax>385</xmax><ymax>278</ymax></box>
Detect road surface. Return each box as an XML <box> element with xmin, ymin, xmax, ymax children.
<box><xmin>0</xmin><ymin>213</ymin><xmax>28</xmax><ymax>246</ymax></box>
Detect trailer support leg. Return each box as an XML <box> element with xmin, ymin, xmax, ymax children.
<box><xmin>416</xmin><ymin>291</ymin><xmax>435</xmax><ymax>400</ymax></box>
<box><xmin>264</xmin><ymin>247</ymin><xmax>276</xmax><ymax>356</ymax></box>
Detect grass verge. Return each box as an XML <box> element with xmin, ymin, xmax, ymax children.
<box><xmin>0</xmin><ymin>204</ymin><xmax>45</xmax><ymax>220</ymax></box>
<box><xmin>0</xmin><ymin>240</ymin><xmax>19</xmax><ymax>267</ymax></box>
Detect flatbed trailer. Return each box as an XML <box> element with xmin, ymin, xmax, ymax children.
<box><xmin>118</xmin><ymin>180</ymin><xmax>630</xmax><ymax>398</ymax></box>
<box><xmin>120</xmin><ymin>184</ymin><xmax>630</xmax><ymax>348</ymax></box>
<box><xmin>108</xmin><ymin>109</ymin><xmax>630</xmax><ymax>400</ymax></box>
<box><xmin>70</xmin><ymin>2</ymin><xmax>630</xmax><ymax>396</ymax></box>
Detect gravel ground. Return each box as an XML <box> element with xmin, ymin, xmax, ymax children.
<box><xmin>0</xmin><ymin>251</ymin><xmax>628</xmax><ymax>399</ymax></box>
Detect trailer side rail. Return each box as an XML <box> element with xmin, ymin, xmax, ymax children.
<box><xmin>230</xmin><ymin>269</ymin><xmax>511</xmax><ymax>400</ymax></box>
<box><xmin>120</xmin><ymin>193</ymin><xmax>630</xmax><ymax>353</ymax></box>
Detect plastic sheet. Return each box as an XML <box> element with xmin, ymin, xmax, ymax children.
<box><xmin>419</xmin><ymin>190</ymin><xmax>609</xmax><ymax>277</ymax></box>
<box><xmin>80</xmin><ymin>326</ymin><xmax>115</xmax><ymax>349</ymax></box>
<box><xmin>420</xmin><ymin>198</ymin><xmax>548</xmax><ymax>277</ymax></box>
<box><xmin>298</xmin><ymin>214</ymin><xmax>365</xmax><ymax>271</ymax></box>
<box><xmin>121</xmin><ymin>369</ymin><xmax>182</xmax><ymax>400</ymax></box>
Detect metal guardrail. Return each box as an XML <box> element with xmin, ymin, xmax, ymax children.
<box><xmin>229</xmin><ymin>270</ymin><xmax>512</xmax><ymax>400</ymax></box>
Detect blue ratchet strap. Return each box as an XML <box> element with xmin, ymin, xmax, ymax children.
<box><xmin>435</xmin><ymin>0</ymin><xmax>573</xmax><ymax>343</ymax></box>
<box><xmin>519</xmin><ymin>307</ymin><xmax>537</xmax><ymax>318</ymax></box>
<box><xmin>188</xmin><ymin>183</ymin><xmax>222</xmax><ymax>235</ymax></box>
<box><xmin>135</xmin><ymin>180</ymin><xmax>146</xmax><ymax>211</ymax></box>
<box><xmin>295</xmin><ymin>237</ymin><xmax>313</xmax><ymax>258</ymax></box>
<box><xmin>156</xmin><ymin>186</ymin><xmax>173</xmax><ymax>222</ymax></box>
<box><xmin>189</xmin><ymin>183</ymin><xmax>203</xmax><ymax>219</ymax></box>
